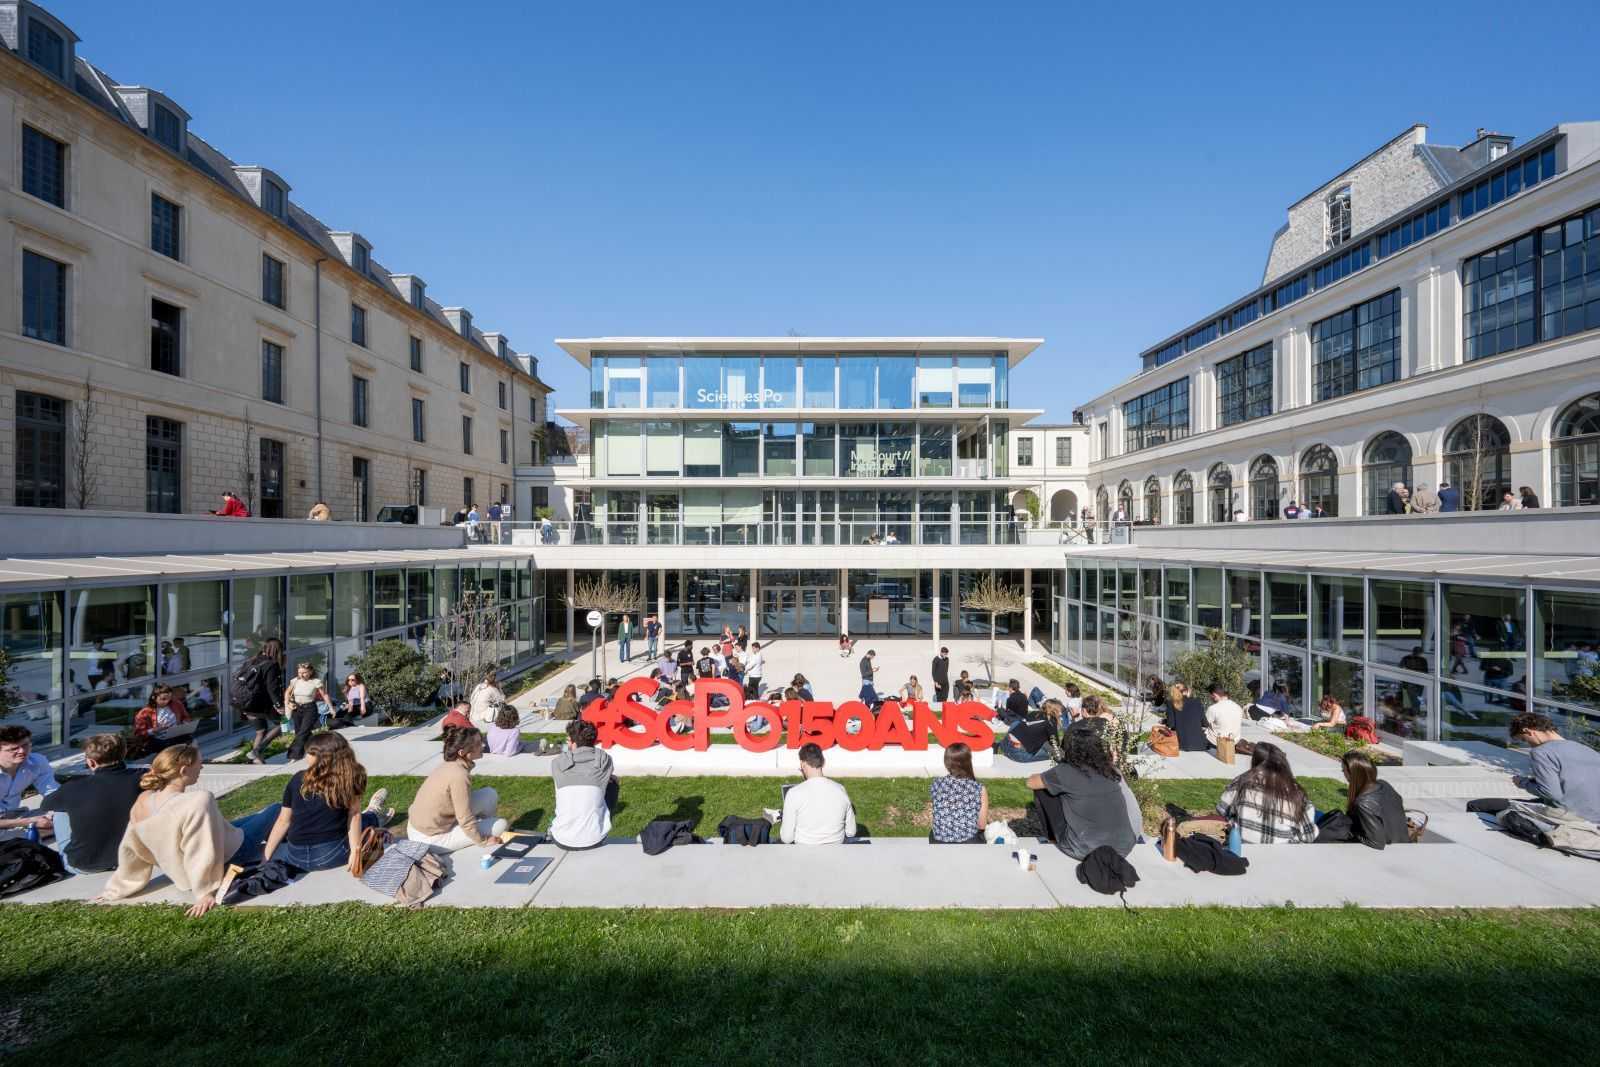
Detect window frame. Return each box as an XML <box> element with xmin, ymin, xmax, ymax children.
<box><xmin>149</xmin><ymin>298</ymin><xmax>182</xmax><ymax>377</ymax></box>
<box><xmin>261</xmin><ymin>254</ymin><xmax>286</xmax><ymax>309</ymax></box>
<box><xmin>21</xmin><ymin>124</ymin><xmax>67</xmax><ymax>208</ymax></box>
<box><xmin>411</xmin><ymin>398</ymin><xmax>426</xmax><ymax>443</ymax></box>
<box><xmin>409</xmin><ymin>335</ymin><xmax>423</xmax><ymax>373</ymax></box>
<box><xmin>22</xmin><ymin>250</ymin><xmax>68</xmax><ymax>346</ymax></box>
<box><xmin>1216</xmin><ymin>342</ymin><xmax>1274</xmax><ymax>427</ymax></box>
<box><xmin>261</xmin><ymin>340</ymin><xmax>284</xmax><ymax>404</ymax></box>
<box><xmin>462</xmin><ymin>415</ymin><xmax>474</xmax><ymax>456</ymax></box>
<box><xmin>350</xmin><ymin>303</ymin><xmax>367</xmax><ymax>347</ymax></box>
<box><xmin>150</xmin><ymin>193</ymin><xmax>182</xmax><ymax>260</ymax></box>
<box><xmin>1311</xmin><ymin>289</ymin><xmax>1401</xmax><ymax>403</ymax></box>
<box><xmin>351</xmin><ymin>375</ymin><xmax>370</xmax><ymax>428</ymax></box>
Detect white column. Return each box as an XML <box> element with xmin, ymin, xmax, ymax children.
<box><xmin>839</xmin><ymin>567</ymin><xmax>849</xmax><ymax>635</ymax></box>
<box><xmin>656</xmin><ymin>568</ymin><xmax>667</xmax><ymax>649</ymax></box>
<box><xmin>931</xmin><ymin>567</ymin><xmax>941</xmax><ymax>646</ymax></box>
<box><xmin>749</xmin><ymin>568</ymin><xmax>758</xmax><ymax>637</ymax></box>
<box><xmin>1023</xmin><ymin>567</ymin><xmax>1033</xmax><ymax>649</ymax></box>
<box><xmin>566</xmin><ymin>568</ymin><xmax>575</xmax><ymax>651</ymax></box>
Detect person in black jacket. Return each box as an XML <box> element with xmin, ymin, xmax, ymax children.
<box><xmin>931</xmin><ymin>647</ymin><xmax>951</xmax><ymax>703</ymax></box>
<box><xmin>240</xmin><ymin>638</ymin><xmax>286</xmax><ymax>765</ymax></box>
<box><xmin>41</xmin><ymin>733</ymin><xmax>144</xmax><ymax>874</ymax></box>
<box><xmin>1164</xmin><ymin>683</ymin><xmax>1209</xmax><ymax>752</ymax></box>
<box><xmin>1342</xmin><ymin>751</ymin><xmax>1409</xmax><ymax>849</ymax></box>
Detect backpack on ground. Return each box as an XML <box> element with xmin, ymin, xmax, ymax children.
<box><xmin>0</xmin><ymin>838</ymin><xmax>67</xmax><ymax>899</ymax></box>
<box><xmin>718</xmin><ymin>815</ymin><xmax>771</xmax><ymax>847</ymax></box>
<box><xmin>1345</xmin><ymin>715</ymin><xmax>1379</xmax><ymax>745</ymax></box>
<box><xmin>230</xmin><ymin>658</ymin><xmax>270</xmax><ymax>714</ymax></box>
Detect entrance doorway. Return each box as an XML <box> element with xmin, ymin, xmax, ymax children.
<box><xmin>760</xmin><ymin>569</ymin><xmax>839</xmax><ymax>636</ymax></box>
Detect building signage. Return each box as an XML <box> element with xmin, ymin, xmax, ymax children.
<box><xmin>695</xmin><ymin>387</ymin><xmax>783</xmax><ymax>405</ymax></box>
<box><xmin>582</xmin><ymin>676</ymin><xmax>996</xmax><ymax>752</ymax></box>
<box><xmin>848</xmin><ymin>448</ymin><xmax>913</xmax><ymax>477</ymax></box>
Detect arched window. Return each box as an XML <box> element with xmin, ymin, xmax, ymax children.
<box><xmin>1095</xmin><ymin>486</ymin><xmax>1109</xmax><ymax>521</ymax></box>
<box><xmin>1173</xmin><ymin>471</ymin><xmax>1194</xmax><ymax>525</ymax></box>
<box><xmin>1248</xmin><ymin>455</ymin><xmax>1280</xmax><ymax>520</ymax></box>
<box><xmin>1299</xmin><ymin>444</ymin><xmax>1339</xmax><ymax>517</ymax></box>
<box><xmin>1207</xmin><ymin>463</ymin><xmax>1234</xmax><ymax>523</ymax></box>
<box><xmin>1116</xmin><ymin>480</ymin><xmax>1134</xmax><ymax>520</ymax></box>
<box><xmin>1552</xmin><ymin>393</ymin><xmax>1600</xmax><ymax>508</ymax></box>
<box><xmin>1444</xmin><ymin>415</ymin><xmax>1512</xmax><ymax>510</ymax></box>
<box><xmin>1364</xmin><ymin>431</ymin><xmax>1413</xmax><ymax>515</ymax></box>
<box><xmin>1143</xmin><ymin>476</ymin><xmax>1161</xmax><ymax>524</ymax></box>
<box><xmin>1326</xmin><ymin>185</ymin><xmax>1352</xmax><ymax>250</ymax></box>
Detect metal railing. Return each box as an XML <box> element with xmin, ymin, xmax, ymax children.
<box><xmin>472</xmin><ymin>514</ymin><xmax>1044</xmax><ymax>547</ymax></box>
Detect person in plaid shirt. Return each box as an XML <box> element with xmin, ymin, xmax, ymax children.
<box><xmin>1216</xmin><ymin>741</ymin><xmax>1317</xmax><ymax>844</ymax></box>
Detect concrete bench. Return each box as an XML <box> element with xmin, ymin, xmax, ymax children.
<box><xmin>1402</xmin><ymin>739</ymin><xmax>1531</xmax><ymax>774</ymax></box>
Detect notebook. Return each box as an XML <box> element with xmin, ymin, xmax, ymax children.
<box><xmin>494</xmin><ymin>856</ymin><xmax>553</xmax><ymax>885</ymax></box>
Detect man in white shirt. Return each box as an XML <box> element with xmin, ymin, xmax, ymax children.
<box><xmin>745</xmin><ymin>642</ymin><xmax>765</xmax><ymax>698</ymax></box>
<box><xmin>779</xmin><ymin>744</ymin><xmax>857</xmax><ymax>845</ymax></box>
<box><xmin>1204</xmin><ymin>682</ymin><xmax>1245</xmax><ymax>747</ymax></box>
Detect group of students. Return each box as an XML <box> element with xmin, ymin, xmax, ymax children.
<box><xmin>232</xmin><ymin>638</ymin><xmax>373</xmax><ymax>764</ymax></box>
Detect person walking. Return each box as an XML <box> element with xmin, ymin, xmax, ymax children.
<box><xmin>235</xmin><ymin>638</ymin><xmax>286</xmax><ymax>765</ymax></box>
<box><xmin>283</xmin><ymin>661</ymin><xmax>334</xmax><ymax>762</ymax></box>
<box><xmin>618</xmin><ymin>615</ymin><xmax>634</xmax><ymax>663</ymax></box>
<box><xmin>1438</xmin><ymin>481</ymin><xmax>1461</xmax><ymax>512</ymax></box>
<box><xmin>931</xmin><ymin>646</ymin><xmax>950</xmax><ymax>703</ymax></box>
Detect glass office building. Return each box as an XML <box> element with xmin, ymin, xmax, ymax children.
<box><xmin>1049</xmin><ymin>554</ymin><xmax>1600</xmax><ymax>746</ymax></box>
<box><xmin>0</xmin><ymin>551</ymin><xmax>545</xmax><ymax>751</ymax></box>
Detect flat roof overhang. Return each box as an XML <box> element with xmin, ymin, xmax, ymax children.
<box><xmin>554</xmin><ymin>337</ymin><xmax>1045</xmax><ymax>369</ymax></box>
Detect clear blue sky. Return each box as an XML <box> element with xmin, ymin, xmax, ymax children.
<box><xmin>66</xmin><ymin>0</ymin><xmax>1600</xmax><ymax>422</ymax></box>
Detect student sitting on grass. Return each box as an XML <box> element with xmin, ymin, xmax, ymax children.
<box><xmin>486</xmin><ymin>705</ymin><xmax>526</xmax><ymax>756</ymax></box>
<box><xmin>40</xmin><ymin>732</ymin><xmax>144</xmax><ymax>874</ymax></box>
<box><xmin>1165</xmin><ymin>684</ymin><xmax>1208</xmax><ymax>752</ymax></box>
<box><xmin>780</xmin><ymin>743</ymin><xmax>857</xmax><ymax>845</ymax></box>
<box><xmin>1217</xmin><ymin>741</ymin><xmax>1317</xmax><ymax>844</ymax></box>
<box><xmin>999</xmin><ymin>702</ymin><xmax>1056</xmax><ymax>762</ymax></box>
<box><xmin>1026</xmin><ymin>720</ymin><xmax>1138</xmax><ymax>860</ymax></box>
<box><xmin>1508</xmin><ymin>710</ymin><xmax>1600</xmax><ymax>821</ymax></box>
<box><xmin>1310</xmin><ymin>695</ymin><xmax>1347</xmax><ymax>731</ymax></box>
<box><xmin>549</xmin><ymin>718</ymin><xmax>618</xmax><ymax>850</ymax></box>
<box><xmin>1340</xmin><ymin>750</ymin><xmax>1410</xmax><ymax>849</ymax></box>
<box><xmin>553</xmin><ymin>684</ymin><xmax>581</xmax><ymax>721</ymax></box>
<box><xmin>929</xmin><ymin>743</ymin><xmax>988</xmax><ymax>843</ymax></box>
<box><xmin>261</xmin><ymin>732</ymin><xmax>392</xmax><ymax>873</ymax></box>
<box><xmin>406</xmin><ymin>726</ymin><xmax>508</xmax><ymax>854</ymax></box>
<box><xmin>97</xmin><ymin>744</ymin><xmax>280</xmax><ymax>918</ymax></box>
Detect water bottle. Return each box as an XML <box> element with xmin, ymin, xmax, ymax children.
<box><xmin>480</xmin><ymin>852</ymin><xmax>494</xmax><ymax>870</ymax></box>
<box><xmin>1226</xmin><ymin>822</ymin><xmax>1244</xmax><ymax>857</ymax></box>
<box><xmin>25</xmin><ymin>822</ymin><xmax>41</xmax><ymax>844</ymax></box>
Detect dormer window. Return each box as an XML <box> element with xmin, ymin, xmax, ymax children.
<box><xmin>27</xmin><ymin>17</ymin><xmax>66</xmax><ymax>77</ymax></box>
<box><xmin>151</xmin><ymin>104</ymin><xmax>182</xmax><ymax>151</ymax></box>
<box><xmin>1326</xmin><ymin>185</ymin><xmax>1352</xmax><ymax>250</ymax></box>
<box><xmin>496</xmin><ymin>337</ymin><xmax>508</xmax><ymax>360</ymax></box>
<box><xmin>1490</xmin><ymin>142</ymin><xmax>1509</xmax><ymax>161</ymax></box>
<box><xmin>459</xmin><ymin>310</ymin><xmax>472</xmax><ymax>338</ymax></box>
<box><xmin>263</xmin><ymin>180</ymin><xmax>285</xmax><ymax>219</ymax></box>
<box><xmin>352</xmin><ymin>242</ymin><xmax>369</xmax><ymax>275</ymax></box>
<box><xmin>411</xmin><ymin>282</ymin><xmax>425</xmax><ymax>310</ymax></box>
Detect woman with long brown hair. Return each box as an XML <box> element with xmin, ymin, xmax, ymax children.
<box><xmin>1341</xmin><ymin>750</ymin><xmax>1409</xmax><ymax>849</ymax></box>
<box><xmin>929</xmin><ymin>743</ymin><xmax>989</xmax><ymax>843</ymax></box>
<box><xmin>1217</xmin><ymin>740</ymin><xmax>1317</xmax><ymax>844</ymax></box>
<box><xmin>97</xmin><ymin>744</ymin><xmax>280</xmax><ymax>917</ymax></box>
<box><xmin>261</xmin><ymin>732</ymin><xmax>392</xmax><ymax>873</ymax></box>
<box><xmin>406</xmin><ymin>726</ymin><xmax>508</xmax><ymax>853</ymax></box>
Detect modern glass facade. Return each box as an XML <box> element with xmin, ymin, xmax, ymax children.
<box><xmin>588</xmin><ymin>352</ymin><xmax>1009</xmax><ymax>411</ymax></box>
<box><xmin>1049</xmin><ymin>556</ymin><xmax>1600</xmax><ymax>746</ymax></box>
<box><xmin>0</xmin><ymin>557</ymin><xmax>546</xmax><ymax>751</ymax></box>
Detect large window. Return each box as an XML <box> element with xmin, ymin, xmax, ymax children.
<box><xmin>1534</xmin><ymin>589</ymin><xmax>1600</xmax><ymax>711</ymax></box>
<box><xmin>763</xmin><ymin>356</ymin><xmax>797</xmax><ymax>408</ymax></box>
<box><xmin>411</xmin><ymin>398</ymin><xmax>426</xmax><ymax>443</ymax></box>
<box><xmin>916</xmin><ymin>356</ymin><xmax>953</xmax><ymax>408</ymax></box>
<box><xmin>1311</xmin><ymin>289</ymin><xmax>1400</xmax><ymax>401</ymax></box>
<box><xmin>1299</xmin><ymin>444</ymin><xmax>1338</xmax><ymax>516</ymax></box>
<box><xmin>646</xmin><ymin>421</ymin><xmax>678</xmax><ymax>477</ymax></box>
<box><xmin>1216</xmin><ymin>343</ymin><xmax>1273</xmax><ymax>426</ymax></box>
<box><xmin>258</xmin><ymin>438</ymin><xmax>284</xmax><ymax>517</ymax></box>
<box><xmin>262</xmin><ymin>254</ymin><xmax>285</xmax><ymax>309</ymax></box>
<box><xmin>21</xmin><ymin>125</ymin><xmax>66</xmax><ymax>207</ymax></box>
<box><xmin>350</xmin><ymin>304</ymin><xmax>367</xmax><ymax>346</ymax></box>
<box><xmin>1463</xmin><ymin>234</ymin><xmax>1536</xmax><ymax>361</ymax></box>
<box><xmin>1122</xmin><ymin>378</ymin><xmax>1190</xmax><ymax>452</ymax></box>
<box><xmin>918</xmin><ymin>422</ymin><xmax>951</xmax><ymax>477</ymax></box>
<box><xmin>1364</xmin><ymin>431</ymin><xmax>1413</xmax><ymax>515</ymax></box>
<box><xmin>1443</xmin><ymin>415</ymin><xmax>1511</xmax><ymax>511</ymax></box>
<box><xmin>1370</xmin><ymin>580</ymin><xmax>1433</xmax><ymax>674</ymax></box>
<box><xmin>1016</xmin><ymin>437</ymin><xmax>1034</xmax><ymax>466</ymax></box>
<box><xmin>351</xmin><ymin>376</ymin><xmax>369</xmax><ymax>428</ymax></box>
<box><xmin>150</xmin><ymin>300</ymin><xmax>181</xmax><ymax>376</ymax></box>
<box><xmin>15</xmin><ymin>391</ymin><xmax>66</xmax><ymax>508</ymax></box>
<box><xmin>261</xmin><ymin>340</ymin><xmax>284</xmax><ymax>404</ymax></box>
<box><xmin>1463</xmin><ymin>204</ymin><xmax>1599</xmax><ymax>362</ymax></box>
<box><xmin>1207</xmin><ymin>464</ymin><xmax>1233</xmax><ymax>523</ymax></box>
<box><xmin>26</xmin><ymin>17</ymin><xmax>67</xmax><ymax>77</ymax></box>
<box><xmin>802</xmin><ymin>422</ymin><xmax>835</xmax><ymax>476</ymax></box>
<box><xmin>1552</xmin><ymin>393</ymin><xmax>1600</xmax><ymax>508</ymax></box>
<box><xmin>802</xmin><ymin>356</ymin><xmax>835</xmax><ymax>407</ymax></box>
<box><xmin>684</xmin><ymin>422</ymin><xmax>721</xmax><ymax>477</ymax></box>
<box><xmin>1172</xmin><ymin>471</ymin><xmax>1194</xmax><ymax>525</ymax></box>
<box><xmin>410</xmin><ymin>336</ymin><xmax>423</xmax><ymax>373</ymax></box>
<box><xmin>840</xmin><ymin>356</ymin><xmax>876</xmax><ymax>409</ymax></box>
<box><xmin>145</xmin><ymin>416</ymin><xmax>182</xmax><ymax>513</ymax></box>
<box><xmin>1143</xmin><ymin>477</ymin><xmax>1160</xmax><ymax>524</ymax></box>
<box><xmin>461</xmin><ymin>415</ymin><xmax>474</xmax><ymax>455</ymax></box>
<box><xmin>1540</xmin><ymin>205</ymin><xmax>1600</xmax><ymax>345</ymax></box>
<box><xmin>647</xmin><ymin>357</ymin><xmax>680</xmax><ymax>407</ymax></box>
<box><xmin>723</xmin><ymin>422</ymin><xmax>759</xmax><ymax>476</ymax></box>
<box><xmin>1248</xmin><ymin>455</ymin><xmax>1280</xmax><ymax>520</ymax></box>
<box><xmin>23</xmin><ymin>250</ymin><xmax>67</xmax><ymax>345</ymax></box>
<box><xmin>352</xmin><ymin>457</ymin><xmax>371</xmax><ymax>522</ymax></box>
<box><xmin>151</xmin><ymin>194</ymin><xmax>181</xmax><ymax>260</ymax></box>
<box><xmin>1056</xmin><ymin>437</ymin><xmax>1072</xmax><ymax>466</ymax></box>
<box><xmin>1326</xmin><ymin>185</ymin><xmax>1352</xmax><ymax>250</ymax></box>
<box><xmin>763</xmin><ymin>423</ymin><xmax>796</xmax><ymax>476</ymax></box>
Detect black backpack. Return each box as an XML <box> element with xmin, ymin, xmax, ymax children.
<box><xmin>230</xmin><ymin>657</ymin><xmax>270</xmax><ymax>714</ymax></box>
<box><xmin>0</xmin><ymin>838</ymin><xmax>67</xmax><ymax>899</ymax></box>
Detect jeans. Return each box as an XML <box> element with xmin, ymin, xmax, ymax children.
<box><xmin>229</xmin><ymin>804</ymin><xmax>283</xmax><ymax>868</ymax></box>
<box><xmin>272</xmin><ymin>810</ymin><xmax>381</xmax><ymax>871</ymax></box>
<box><xmin>646</xmin><ymin>636</ymin><xmax>658</xmax><ymax>659</ymax></box>
<box><xmin>286</xmin><ymin>703</ymin><xmax>319</xmax><ymax>760</ymax></box>
<box><xmin>1001</xmin><ymin>741</ymin><xmax>1051</xmax><ymax>763</ymax></box>
<box><xmin>619</xmin><ymin>638</ymin><xmax>631</xmax><ymax>662</ymax></box>
<box><xmin>50</xmin><ymin>811</ymin><xmax>86</xmax><ymax>875</ymax></box>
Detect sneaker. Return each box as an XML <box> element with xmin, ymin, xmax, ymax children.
<box><xmin>365</xmin><ymin>787</ymin><xmax>389</xmax><ymax>814</ymax></box>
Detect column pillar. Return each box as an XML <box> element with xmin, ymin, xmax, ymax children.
<box><xmin>656</xmin><ymin>568</ymin><xmax>667</xmax><ymax>649</ymax></box>
<box><xmin>931</xmin><ymin>567</ymin><xmax>941</xmax><ymax>647</ymax></box>
<box><xmin>566</xmin><ymin>567</ymin><xmax>575</xmax><ymax>652</ymax></box>
<box><xmin>839</xmin><ymin>567</ymin><xmax>849</xmax><ymax>635</ymax></box>
<box><xmin>749</xmin><ymin>568</ymin><xmax>758</xmax><ymax>638</ymax></box>
<box><xmin>1023</xmin><ymin>567</ymin><xmax>1033</xmax><ymax>649</ymax></box>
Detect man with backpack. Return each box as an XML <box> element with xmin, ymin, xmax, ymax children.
<box><xmin>234</xmin><ymin>638</ymin><xmax>286</xmax><ymax>765</ymax></box>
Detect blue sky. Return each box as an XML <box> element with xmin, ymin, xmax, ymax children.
<box><xmin>65</xmin><ymin>0</ymin><xmax>1600</xmax><ymax>422</ymax></box>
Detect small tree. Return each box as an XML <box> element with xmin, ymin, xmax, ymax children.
<box><xmin>347</xmin><ymin>639</ymin><xmax>442</xmax><ymax>724</ymax></box>
<box><xmin>72</xmin><ymin>375</ymin><xmax>100</xmax><ymax>509</ymax></box>
<box><xmin>566</xmin><ymin>575</ymin><xmax>643</xmax><ymax>680</ymax></box>
<box><xmin>236</xmin><ymin>411</ymin><xmax>258</xmax><ymax>514</ymax></box>
<box><xmin>1017</xmin><ymin>490</ymin><xmax>1041</xmax><ymax>524</ymax></box>
<box><xmin>961</xmin><ymin>573</ymin><xmax>1025</xmax><ymax>678</ymax></box>
<box><xmin>1167</xmin><ymin>627</ymin><xmax>1253</xmax><ymax>704</ymax></box>
<box><xmin>424</xmin><ymin>588</ymin><xmax>509</xmax><ymax>705</ymax></box>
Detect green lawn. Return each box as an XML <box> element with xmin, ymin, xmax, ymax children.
<box><xmin>219</xmin><ymin>773</ymin><xmax>1350</xmax><ymax>837</ymax></box>
<box><xmin>4</xmin><ymin>905</ymin><xmax>1599</xmax><ymax>1065</ymax></box>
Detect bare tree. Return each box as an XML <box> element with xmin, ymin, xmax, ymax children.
<box><xmin>566</xmin><ymin>575</ymin><xmax>643</xmax><ymax>680</ymax></box>
<box><xmin>236</xmin><ymin>410</ymin><xmax>258</xmax><ymax>514</ymax></box>
<box><xmin>72</xmin><ymin>375</ymin><xmax>100</xmax><ymax>509</ymax></box>
<box><xmin>961</xmin><ymin>572</ymin><xmax>1026</xmax><ymax>678</ymax></box>
<box><xmin>424</xmin><ymin>588</ymin><xmax>509</xmax><ymax>706</ymax></box>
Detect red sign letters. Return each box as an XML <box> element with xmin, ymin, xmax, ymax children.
<box><xmin>581</xmin><ymin>676</ymin><xmax>996</xmax><ymax>752</ymax></box>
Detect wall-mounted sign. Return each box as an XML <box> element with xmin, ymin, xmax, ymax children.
<box><xmin>583</xmin><ymin>677</ymin><xmax>996</xmax><ymax>752</ymax></box>
<box><xmin>848</xmin><ymin>448</ymin><xmax>913</xmax><ymax>477</ymax></box>
<box><xmin>695</xmin><ymin>387</ymin><xmax>783</xmax><ymax>406</ymax></box>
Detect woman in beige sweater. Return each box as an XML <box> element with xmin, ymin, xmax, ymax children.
<box><xmin>95</xmin><ymin>744</ymin><xmax>280</xmax><ymax>917</ymax></box>
<box><xmin>406</xmin><ymin>726</ymin><xmax>508</xmax><ymax>853</ymax></box>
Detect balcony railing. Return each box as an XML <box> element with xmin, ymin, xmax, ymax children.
<box><xmin>471</xmin><ymin>514</ymin><xmax>1041</xmax><ymax>547</ymax></box>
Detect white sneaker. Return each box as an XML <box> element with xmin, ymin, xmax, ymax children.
<box><xmin>365</xmin><ymin>787</ymin><xmax>389</xmax><ymax>813</ymax></box>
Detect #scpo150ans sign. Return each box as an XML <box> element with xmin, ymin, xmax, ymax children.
<box><xmin>582</xmin><ymin>676</ymin><xmax>996</xmax><ymax>752</ymax></box>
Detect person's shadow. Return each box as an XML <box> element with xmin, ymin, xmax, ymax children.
<box><xmin>508</xmin><ymin>807</ymin><xmax>547</xmax><ymax>833</ymax></box>
<box><xmin>649</xmin><ymin>794</ymin><xmax>704</xmax><ymax>832</ymax></box>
